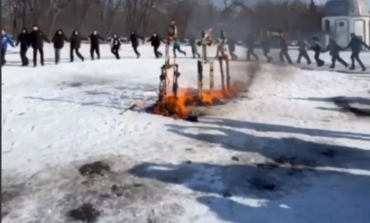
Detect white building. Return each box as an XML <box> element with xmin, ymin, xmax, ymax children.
<box><xmin>322</xmin><ymin>0</ymin><xmax>370</xmax><ymax>48</ymax></box>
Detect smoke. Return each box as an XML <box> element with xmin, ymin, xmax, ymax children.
<box><xmin>197</xmin><ymin>57</ymin><xmax>298</xmax><ymax>117</ymax></box>
<box><xmin>242</xmin><ymin>62</ymin><xmax>262</xmax><ymax>90</ymax></box>
<box><xmin>231</xmin><ymin>57</ymin><xmax>298</xmax><ymax>96</ymax></box>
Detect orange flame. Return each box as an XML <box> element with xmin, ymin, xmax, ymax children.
<box><xmin>153</xmin><ymin>85</ymin><xmax>239</xmax><ymax>119</ymax></box>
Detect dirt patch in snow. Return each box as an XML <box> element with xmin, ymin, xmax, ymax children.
<box><xmin>67</xmin><ymin>203</ymin><xmax>101</xmax><ymax>222</ymax></box>
<box><xmin>78</xmin><ymin>161</ymin><xmax>111</xmax><ymax>176</ymax></box>
<box><xmin>1</xmin><ymin>155</ymin><xmax>187</xmax><ymax>223</ymax></box>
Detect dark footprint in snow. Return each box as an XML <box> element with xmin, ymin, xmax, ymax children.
<box><xmin>247</xmin><ymin>177</ymin><xmax>277</xmax><ymax>191</ymax></box>
<box><xmin>67</xmin><ymin>203</ymin><xmax>100</xmax><ymax>222</ymax></box>
<box><xmin>321</xmin><ymin>149</ymin><xmax>335</xmax><ymax>158</ymax></box>
<box><xmin>78</xmin><ymin>161</ymin><xmax>111</xmax><ymax>177</ymax></box>
<box><xmin>63</xmin><ymin>82</ymin><xmax>83</xmax><ymax>87</ymax></box>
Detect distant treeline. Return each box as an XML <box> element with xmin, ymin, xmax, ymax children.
<box><xmin>1</xmin><ymin>0</ymin><xmax>323</xmax><ymax>40</ymax></box>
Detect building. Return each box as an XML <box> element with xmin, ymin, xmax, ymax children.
<box><xmin>322</xmin><ymin>0</ymin><xmax>370</xmax><ymax>48</ymax></box>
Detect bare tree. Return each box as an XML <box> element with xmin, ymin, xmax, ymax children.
<box><xmin>99</xmin><ymin>0</ymin><xmax>123</xmax><ymax>36</ymax></box>
<box><xmin>124</xmin><ymin>0</ymin><xmax>155</xmax><ymax>34</ymax></box>
<box><xmin>73</xmin><ymin>0</ymin><xmax>99</xmax><ymax>31</ymax></box>
<box><xmin>0</xmin><ymin>0</ymin><xmax>324</xmax><ymax>39</ymax></box>
<box><xmin>45</xmin><ymin>0</ymin><xmax>73</xmax><ymax>37</ymax></box>
<box><xmin>165</xmin><ymin>0</ymin><xmax>198</xmax><ymax>37</ymax></box>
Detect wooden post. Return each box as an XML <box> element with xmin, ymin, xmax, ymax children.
<box><xmin>197</xmin><ymin>60</ymin><xmax>203</xmax><ymax>99</ymax></box>
<box><xmin>209</xmin><ymin>61</ymin><xmax>214</xmax><ymax>92</ymax></box>
<box><xmin>225</xmin><ymin>58</ymin><xmax>230</xmax><ymax>89</ymax></box>
<box><xmin>158</xmin><ymin>65</ymin><xmax>167</xmax><ymax>110</ymax></box>
<box><xmin>218</xmin><ymin>57</ymin><xmax>225</xmax><ymax>92</ymax></box>
<box><xmin>172</xmin><ymin>65</ymin><xmax>180</xmax><ymax>97</ymax></box>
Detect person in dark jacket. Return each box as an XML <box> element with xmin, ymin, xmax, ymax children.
<box><xmin>1</xmin><ymin>29</ymin><xmax>15</xmax><ymax>66</ymax></box>
<box><xmin>261</xmin><ymin>36</ymin><xmax>272</xmax><ymax>62</ymax></box>
<box><xmin>110</xmin><ymin>34</ymin><xmax>121</xmax><ymax>59</ymax></box>
<box><xmin>147</xmin><ymin>32</ymin><xmax>165</xmax><ymax>58</ymax></box>
<box><xmin>227</xmin><ymin>37</ymin><xmax>238</xmax><ymax>60</ymax></box>
<box><xmin>310</xmin><ymin>36</ymin><xmax>324</xmax><ymax>67</ymax></box>
<box><xmin>89</xmin><ymin>30</ymin><xmax>105</xmax><ymax>60</ymax></box>
<box><xmin>296</xmin><ymin>39</ymin><xmax>311</xmax><ymax>65</ymax></box>
<box><xmin>245</xmin><ymin>36</ymin><xmax>258</xmax><ymax>61</ymax></box>
<box><xmin>344</xmin><ymin>33</ymin><xmax>370</xmax><ymax>71</ymax></box>
<box><xmin>188</xmin><ymin>34</ymin><xmax>200</xmax><ymax>58</ymax></box>
<box><xmin>278</xmin><ymin>33</ymin><xmax>292</xmax><ymax>64</ymax></box>
<box><xmin>129</xmin><ymin>30</ymin><xmax>144</xmax><ymax>58</ymax></box>
<box><xmin>69</xmin><ymin>31</ymin><xmax>85</xmax><ymax>62</ymax></box>
<box><xmin>322</xmin><ymin>38</ymin><xmax>348</xmax><ymax>69</ymax></box>
<box><xmin>28</xmin><ymin>24</ymin><xmax>50</xmax><ymax>67</ymax></box>
<box><xmin>51</xmin><ymin>29</ymin><xmax>69</xmax><ymax>64</ymax></box>
<box><xmin>16</xmin><ymin>28</ymin><xmax>30</xmax><ymax>66</ymax></box>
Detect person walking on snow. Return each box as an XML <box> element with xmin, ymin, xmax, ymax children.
<box><xmin>147</xmin><ymin>32</ymin><xmax>165</xmax><ymax>58</ymax></box>
<box><xmin>261</xmin><ymin>36</ymin><xmax>272</xmax><ymax>62</ymax></box>
<box><xmin>296</xmin><ymin>39</ymin><xmax>311</xmax><ymax>65</ymax></box>
<box><xmin>16</xmin><ymin>28</ymin><xmax>30</xmax><ymax>66</ymax></box>
<box><xmin>227</xmin><ymin>37</ymin><xmax>238</xmax><ymax>60</ymax></box>
<box><xmin>1</xmin><ymin>29</ymin><xmax>15</xmax><ymax>66</ymax></box>
<box><xmin>28</xmin><ymin>24</ymin><xmax>50</xmax><ymax>67</ymax></box>
<box><xmin>322</xmin><ymin>38</ymin><xmax>348</xmax><ymax>69</ymax></box>
<box><xmin>110</xmin><ymin>34</ymin><xmax>121</xmax><ymax>59</ymax></box>
<box><xmin>173</xmin><ymin>39</ymin><xmax>186</xmax><ymax>57</ymax></box>
<box><xmin>310</xmin><ymin>36</ymin><xmax>324</xmax><ymax>67</ymax></box>
<box><xmin>344</xmin><ymin>33</ymin><xmax>370</xmax><ymax>71</ymax></box>
<box><xmin>52</xmin><ymin>29</ymin><xmax>69</xmax><ymax>64</ymax></box>
<box><xmin>89</xmin><ymin>30</ymin><xmax>105</xmax><ymax>60</ymax></box>
<box><xmin>245</xmin><ymin>35</ymin><xmax>258</xmax><ymax>61</ymax></box>
<box><xmin>188</xmin><ymin>34</ymin><xmax>200</xmax><ymax>58</ymax></box>
<box><xmin>128</xmin><ymin>30</ymin><xmax>145</xmax><ymax>58</ymax></box>
<box><xmin>69</xmin><ymin>31</ymin><xmax>85</xmax><ymax>62</ymax></box>
<box><xmin>278</xmin><ymin>32</ymin><xmax>292</xmax><ymax>64</ymax></box>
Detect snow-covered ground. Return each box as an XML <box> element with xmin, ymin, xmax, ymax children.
<box><xmin>2</xmin><ymin>43</ymin><xmax>370</xmax><ymax>223</ymax></box>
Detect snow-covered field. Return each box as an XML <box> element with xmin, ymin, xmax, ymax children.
<box><xmin>2</xmin><ymin>43</ymin><xmax>370</xmax><ymax>223</ymax></box>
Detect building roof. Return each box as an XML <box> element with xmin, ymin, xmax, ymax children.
<box><xmin>323</xmin><ymin>0</ymin><xmax>369</xmax><ymax>17</ymax></box>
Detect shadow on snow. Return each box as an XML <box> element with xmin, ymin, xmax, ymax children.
<box><xmin>127</xmin><ymin>119</ymin><xmax>370</xmax><ymax>222</ymax></box>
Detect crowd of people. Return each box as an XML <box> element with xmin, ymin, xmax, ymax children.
<box><xmin>1</xmin><ymin>23</ymin><xmax>370</xmax><ymax>71</ymax></box>
<box><xmin>0</xmin><ymin>24</ymin><xmax>181</xmax><ymax>67</ymax></box>
<box><xmin>198</xmin><ymin>30</ymin><xmax>369</xmax><ymax>72</ymax></box>
<box><xmin>260</xmin><ymin>32</ymin><xmax>370</xmax><ymax>71</ymax></box>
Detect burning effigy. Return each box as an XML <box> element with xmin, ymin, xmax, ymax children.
<box><xmin>127</xmin><ymin>27</ymin><xmax>241</xmax><ymax>121</ymax></box>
